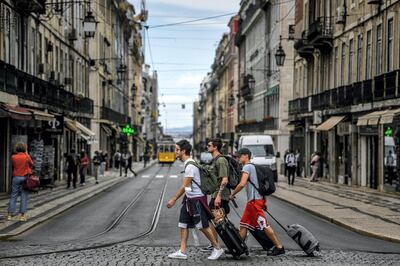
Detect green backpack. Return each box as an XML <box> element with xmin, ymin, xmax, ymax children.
<box><xmin>185</xmin><ymin>161</ymin><xmax>219</xmax><ymax>195</ymax></box>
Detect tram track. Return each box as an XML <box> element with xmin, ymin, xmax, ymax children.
<box><xmin>0</xmin><ymin>165</ymin><xmax>172</xmax><ymax>260</ymax></box>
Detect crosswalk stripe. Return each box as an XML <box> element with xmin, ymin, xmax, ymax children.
<box><xmin>141</xmin><ymin>175</ymin><xmax>150</xmax><ymax>178</ymax></box>
<box><xmin>169</xmin><ymin>175</ymin><xmax>178</xmax><ymax>179</ymax></box>
<box><xmin>156</xmin><ymin>175</ymin><xmax>164</xmax><ymax>178</ymax></box>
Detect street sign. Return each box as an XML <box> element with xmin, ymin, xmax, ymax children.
<box><xmin>44</xmin><ymin>115</ymin><xmax>64</xmax><ymax>135</ymax></box>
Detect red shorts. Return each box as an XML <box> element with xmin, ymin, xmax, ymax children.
<box><xmin>240</xmin><ymin>199</ymin><xmax>270</xmax><ymax>231</ymax></box>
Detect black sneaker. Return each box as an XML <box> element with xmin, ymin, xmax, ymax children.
<box><xmin>268</xmin><ymin>246</ymin><xmax>285</xmax><ymax>256</ymax></box>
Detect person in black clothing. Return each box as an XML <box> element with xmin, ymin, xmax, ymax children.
<box><xmin>66</xmin><ymin>149</ymin><xmax>79</xmax><ymax>189</ymax></box>
<box><xmin>124</xmin><ymin>151</ymin><xmax>137</xmax><ymax>177</ymax></box>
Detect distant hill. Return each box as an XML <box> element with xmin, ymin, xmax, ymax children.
<box><xmin>165</xmin><ymin>126</ymin><xmax>193</xmax><ymax>136</ymax></box>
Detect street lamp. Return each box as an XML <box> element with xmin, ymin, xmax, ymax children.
<box><xmin>246</xmin><ymin>74</ymin><xmax>256</xmax><ymax>90</ymax></box>
<box><xmin>83</xmin><ymin>11</ymin><xmax>97</xmax><ymax>38</ymax></box>
<box><xmin>117</xmin><ymin>64</ymin><xmax>127</xmax><ymax>82</ymax></box>
<box><xmin>275</xmin><ymin>35</ymin><xmax>286</xmax><ymax>67</ymax></box>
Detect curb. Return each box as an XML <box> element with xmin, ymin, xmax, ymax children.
<box><xmin>272</xmin><ymin>190</ymin><xmax>400</xmax><ymax>244</ymax></box>
<box><xmin>0</xmin><ymin>161</ymin><xmax>157</xmax><ymax>240</ymax></box>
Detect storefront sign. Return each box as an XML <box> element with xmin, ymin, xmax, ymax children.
<box><xmin>359</xmin><ymin>125</ymin><xmax>378</xmax><ymax>135</ymax></box>
<box><xmin>44</xmin><ymin>115</ymin><xmax>64</xmax><ymax>135</ymax></box>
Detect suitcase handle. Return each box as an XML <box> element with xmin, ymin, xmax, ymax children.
<box><xmin>266</xmin><ymin>210</ymin><xmax>288</xmax><ymax>233</ymax></box>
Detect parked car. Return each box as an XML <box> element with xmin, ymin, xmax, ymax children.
<box><xmin>199</xmin><ymin>152</ymin><xmax>213</xmax><ymax>165</ymax></box>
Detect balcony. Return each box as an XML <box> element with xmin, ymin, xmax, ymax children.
<box><xmin>385</xmin><ymin>70</ymin><xmax>397</xmax><ymax>99</ymax></box>
<box><xmin>101</xmin><ymin>107</ymin><xmax>128</xmax><ymax>125</ymax></box>
<box><xmin>374</xmin><ymin>74</ymin><xmax>384</xmax><ymax>101</ymax></box>
<box><xmin>14</xmin><ymin>0</ymin><xmax>46</xmax><ymax>14</ymax></box>
<box><xmin>362</xmin><ymin>79</ymin><xmax>373</xmax><ymax>103</ymax></box>
<box><xmin>307</xmin><ymin>17</ymin><xmax>333</xmax><ymax>52</ymax></box>
<box><xmin>236</xmin><ymin>118</ymin><xmax>278</xmax><ymax>133</ymax></box>
<box><xmin>294</xmin><ymin>31</ymin><xmax>314</xmax><ymax>60</ymax></box>
<box><xmin>353</xmin><ymin>82</ymin><xmax>362</xmax><ymax>105</ymax></box>
<box><xmin>0</xmin><ymin>60</ymin><xmax>93</xmax><ymax>115</ymax></box>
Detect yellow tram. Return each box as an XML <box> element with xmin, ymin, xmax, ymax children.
<box><xmin>157</xmin><ymin>141</ymin><xmax>176</xmax><ymax>164</ymax></box>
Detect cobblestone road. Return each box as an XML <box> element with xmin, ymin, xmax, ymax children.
<box><xmin>1</xmin><ymin>245</ymin><xmax>399</xmax><ymax>266</ymax></box>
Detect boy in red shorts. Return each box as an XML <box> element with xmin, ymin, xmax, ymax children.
<box><xmin>230</xmin><ymin>148</ymin><xmax>285</xmax><ymax>256</ymax></box>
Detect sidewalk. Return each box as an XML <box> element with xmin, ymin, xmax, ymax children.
<box><xmin>0</xmin><ymin>160</ymin><xmax>156</xmax><ymax>239</ymax></box>
<box><xmin>273</xmin><ymin>175</ymin><xmax>400</xmax><ymax>243</ymax></box>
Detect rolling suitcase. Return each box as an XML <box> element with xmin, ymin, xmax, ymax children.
<box><xmin>212</xmin><ymin>209</ymin><xmax>248</xmax><ymax>259</ymax></box>
<box><xmin>249</xmin><ymin>229</ymin><xmax>274</xmax><ymax>251</ymax></box>
<box><xmin>266</xmin><ymin>210</ymin><xmax>320</xmax><ymax>256</ymax></box>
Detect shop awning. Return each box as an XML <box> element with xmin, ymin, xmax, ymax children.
<box><xmin>76</xmin><ymin>121</ymin><xmax>95</xmax><ymax>137</ymax></box>
<box><xmin>1</xmin><ymin>104</ymin><xmax>32</xmax><ymax>120</ymax></box>
<box><xmin>380</xmin><ymin>108</ymin><xmax>400</xmax><ymax>124</ymax></box>
<box><xmin>28</xmin><ymin>109</ymin><xmax>54</xmax><ymax>121</ymax></box>
<box><xmin>101</xmin><ymin>124</ymin><xmax>113</xmax><ymax>136</ymax></box>
<box><xmin>316</xmin><ymin>116</ymin><xmax>346</xmax><ymax>131</ymax></box>
<box><xmin>357</xmin><ymin>110</ymin><xmax>389</xmax><ymax>126</ymax></box>
<box><xmin>95</xmin><ymin>119</ymin><xmax>113</xmax><ymax>125</ymax></box>
<box><xmin>64</xmin><ymin>118</ymin><xmax>78</xmax><ymax>132</ymax></box>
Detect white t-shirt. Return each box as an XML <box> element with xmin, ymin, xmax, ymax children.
<box><xmin>183</xmin><ymin>158</ymin><xmax>204</xmax><ymax>198</ymax></box>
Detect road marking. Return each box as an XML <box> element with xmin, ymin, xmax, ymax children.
<box><xmin>192</xmin><ymin>230</ymin><xmax>200</xmax><ymax>246</ymax></box>
<box><xmin>169</xmin><ymin>175</ymin><xmax>178</xmax><ymax>179</ymax></box>
<box><xmin>156</xmin><ymin>175</ymin><xmax>164</xmax><ymax>179</ymax></box>
<box><xmin>141</xmin><ymin>175</ymin><xmax>150</xmax><ymax>178</ymax></box>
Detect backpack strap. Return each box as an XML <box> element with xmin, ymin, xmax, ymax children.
<box><xmin>246</xmin><ymin>163</ymin><xmax>262</xmax><ymax>198</ymax></box>
<box><xmin>184</xmin><ymin>161</ymin><xmax>202</xmax><ymax>189</ymax></box>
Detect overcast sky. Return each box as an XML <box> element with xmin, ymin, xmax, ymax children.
<box><xmin>129</xmin><ymin>0</ymin><xmax>241</xmax><ymax>130</ymax></box>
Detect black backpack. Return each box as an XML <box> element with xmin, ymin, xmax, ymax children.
<box><xmin>247</xmin><ymin>163</ymin><xmax>276</xmax><ymax>196</ymax></box>
<box><xmin>215</xmin><ymin>155</ymin><xmax>242</xmax><ymax>189</ymax></box>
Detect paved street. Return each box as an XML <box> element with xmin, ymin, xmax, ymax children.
<box><xmin>0</xmin><ymin>163</ymin><xmax>399</xmax><ymax>265</ymax></box>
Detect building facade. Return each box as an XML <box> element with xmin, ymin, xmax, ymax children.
<box><xmin>289</xmin><ymin>0</ymin><xmax>400</xmax><ymax>192</ymax></box>
<box><xmin>0</xmin><ymin>0</ymin><xmax>145</xmax><ymax>195</ymax></box>
<box><xmin>235</xmin><ymin>0</ymin><xmax>295</xmax><ymax>171</ymax></box>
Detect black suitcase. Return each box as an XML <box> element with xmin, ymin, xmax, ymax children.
<box><xmin>215</xmin><ymin>218</ymin><xmax>249</xmax><ymax>259</ymax></box>
<box><xmin>249</xmin><ymin>229</ymin><xmax>274</xmax><ymax>251</ymax></box>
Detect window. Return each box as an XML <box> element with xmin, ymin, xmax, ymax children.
<box><xmin>334</xmin><ymin>46</ymin><xmax>338</xmax><ymax>87</ymax></box>
<box><xmin>376</xmin><ymin>24</ymin><xmax>382</xmax><ymax>75</ymax></box>
<box><xmin>357</xmin><ymin>34</ymin><xmax>363</xmax><ymax>81</ymax></box>
<box><xmin>366</xmin><ymin>30</ymin><xmax>372</xmax><ymax>79</ymax></box>
<box><xmin>341</xmin><ymin>43</ymin><xmax>346</xmax><ymax>85</ymax></box>
<box><xmin>387</xmin><ymin>19</ymin><xmax>393</xmax><ymax>72</ymax></box>
<box><xmin>348</xmin><ymin>39</ymin><xmax>354</xmax><ymax>84</ymax></box>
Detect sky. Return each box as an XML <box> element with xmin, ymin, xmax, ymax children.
<box><xmin>129</xmin><ymin>0</ymin><xmax>241</xmax><ymax>130</ymax></box>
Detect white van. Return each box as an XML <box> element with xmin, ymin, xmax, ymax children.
<box><xmin>238</xmin><ymin>135</ymin><xmax>279</xmax><ymax>181</ymax></box>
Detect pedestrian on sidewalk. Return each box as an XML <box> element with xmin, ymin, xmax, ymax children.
<box><xmin>167</xmin><ymin>139</ymin><xmax>224</xmax><ymax>260</ymax></box>
<box><xmin>143</xmin><ymin>151</ymin><xmax>150</xmax><ymax>168</ymax></box>
<box><xmin>79</xmin><ymin>150</ymin><xmax>89</xmax><ymax>186</ymax></box>
<box><xmin>310</xmin><ymin>152</ymin><xmax>321</xmax><ymax>182</ymax></box>
<box><xmin>286</xmin><ymin>150</ymin><xmax>296</xmax><ymax>185</ymax></box>
<box><xmin>92</xmin><ymin>151</ymin><xmax>101</xmax><ymax>184</ymax></box>
<box><xmin>114</xmin><ymin>150</ymin><xmax>121</xmax><ymax>169</ymax></box>
<box><xmin>7</xmin><ymin>142</ymin><xmax>33</xmax><ymax>222</ymax></box>
<box><xmin>386</xmin><ymin>150</ymin><xmax>395</xmax><ymax>185</ymax></box>
<box><xmin>124</xmin><ymin>151</ymin><xmax>137</xmax><ymax>177</ymax></box>
<box><xmin>283</xmin><ymin>150</ymin><xmax>289</xmax><ymax>177</ymax></box>
<box><xmin>230</xmin><ymin>148</ymin><xmax>285</xmax><ymax>256</ymax></box>
<box><xmin>295</xmin><ymin>149</ymin><xmax>302</xmax><ymax>177</ymax></box>
<box><xmin>100</xmin><ymin>151</ymin><xmax>107</xmax><ymax>177</ymax></box>
<box><xmin>202</xmin><ymin>138</ymin><xmax>230</xmax><ymax>252</ymax></box>
<box><xmin>66</xmin><ymin>149</ymin><xmax>79</xmax><ymax>189</ymax></box>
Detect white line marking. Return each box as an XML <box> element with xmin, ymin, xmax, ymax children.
<box><xmin>141</xmin><ymin>175</ymin><xmax>150</xmax><ymax>178</ymax></box>
<box><xmin>192</xmin><ymin>230</ymin><xmax>200</xmax><ymax>247</ymax></box>
<box><xmin>169</xmin><ymin>175</ymin><xmax>178</xmax><ymax>178</ymax></box>
<box><xmin>155</xmin><ymin>175</ymin><xmax>164</xmax><ymax>178</ymax></box>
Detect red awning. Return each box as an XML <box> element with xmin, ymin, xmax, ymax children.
<box><xmin>1</xmin><ymin>104</ymin><xmax>32</xmax><ymax>120</ymax></box>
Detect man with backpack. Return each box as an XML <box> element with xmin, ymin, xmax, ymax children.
<box><xmin>230</xmin><ymin>148</ymin><xmax>285</xmax><ymax>256</ymax></box>
<box><xmin>286</xmin><ymin>150</ymin><xmax>297</xmax><ymax>186</ymax></box>
<box><xmin>66</xmin><ymin>149</ymin><xmax>79</xmax><ymax>189</ymax></box>
<box><xmin>166</xmin><ymin>140</ymin><xmax>224</xmax><ymax>260</ymax></box>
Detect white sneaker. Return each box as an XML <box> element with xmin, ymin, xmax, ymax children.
<box><xmin>168</xmin><ymin>250</ymin><xmax>187</xmax><ymax>260</ymax></box>
<box><xmin>208</xmin><ymin>248</ymin><xmax>224</xmax><ymax>260</ymax></box>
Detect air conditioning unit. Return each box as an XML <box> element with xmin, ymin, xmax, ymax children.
<box><xmin>336</xmin><ymin>6</ymin><xmax>346</xmax><ymax>24</ymax></box>
<box><xmin>367</xmin><ymin>0</ymin><xmax>380</xmax><ymax>4</ymax></box>
<box><xmin>68</xmin><ymin>28</ymin><xmax>77</xmax><ymax>41</ymax></box>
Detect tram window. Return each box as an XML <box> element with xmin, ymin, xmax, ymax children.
<box><xmin>159</xmin><ymin>145</ymin><xmax>164</xmax><ymax>152</ymax></box>
<box><xmin>170</xmin><ymin>145</ymin><xmax>175</xmax><ymax>152</ymax></box>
